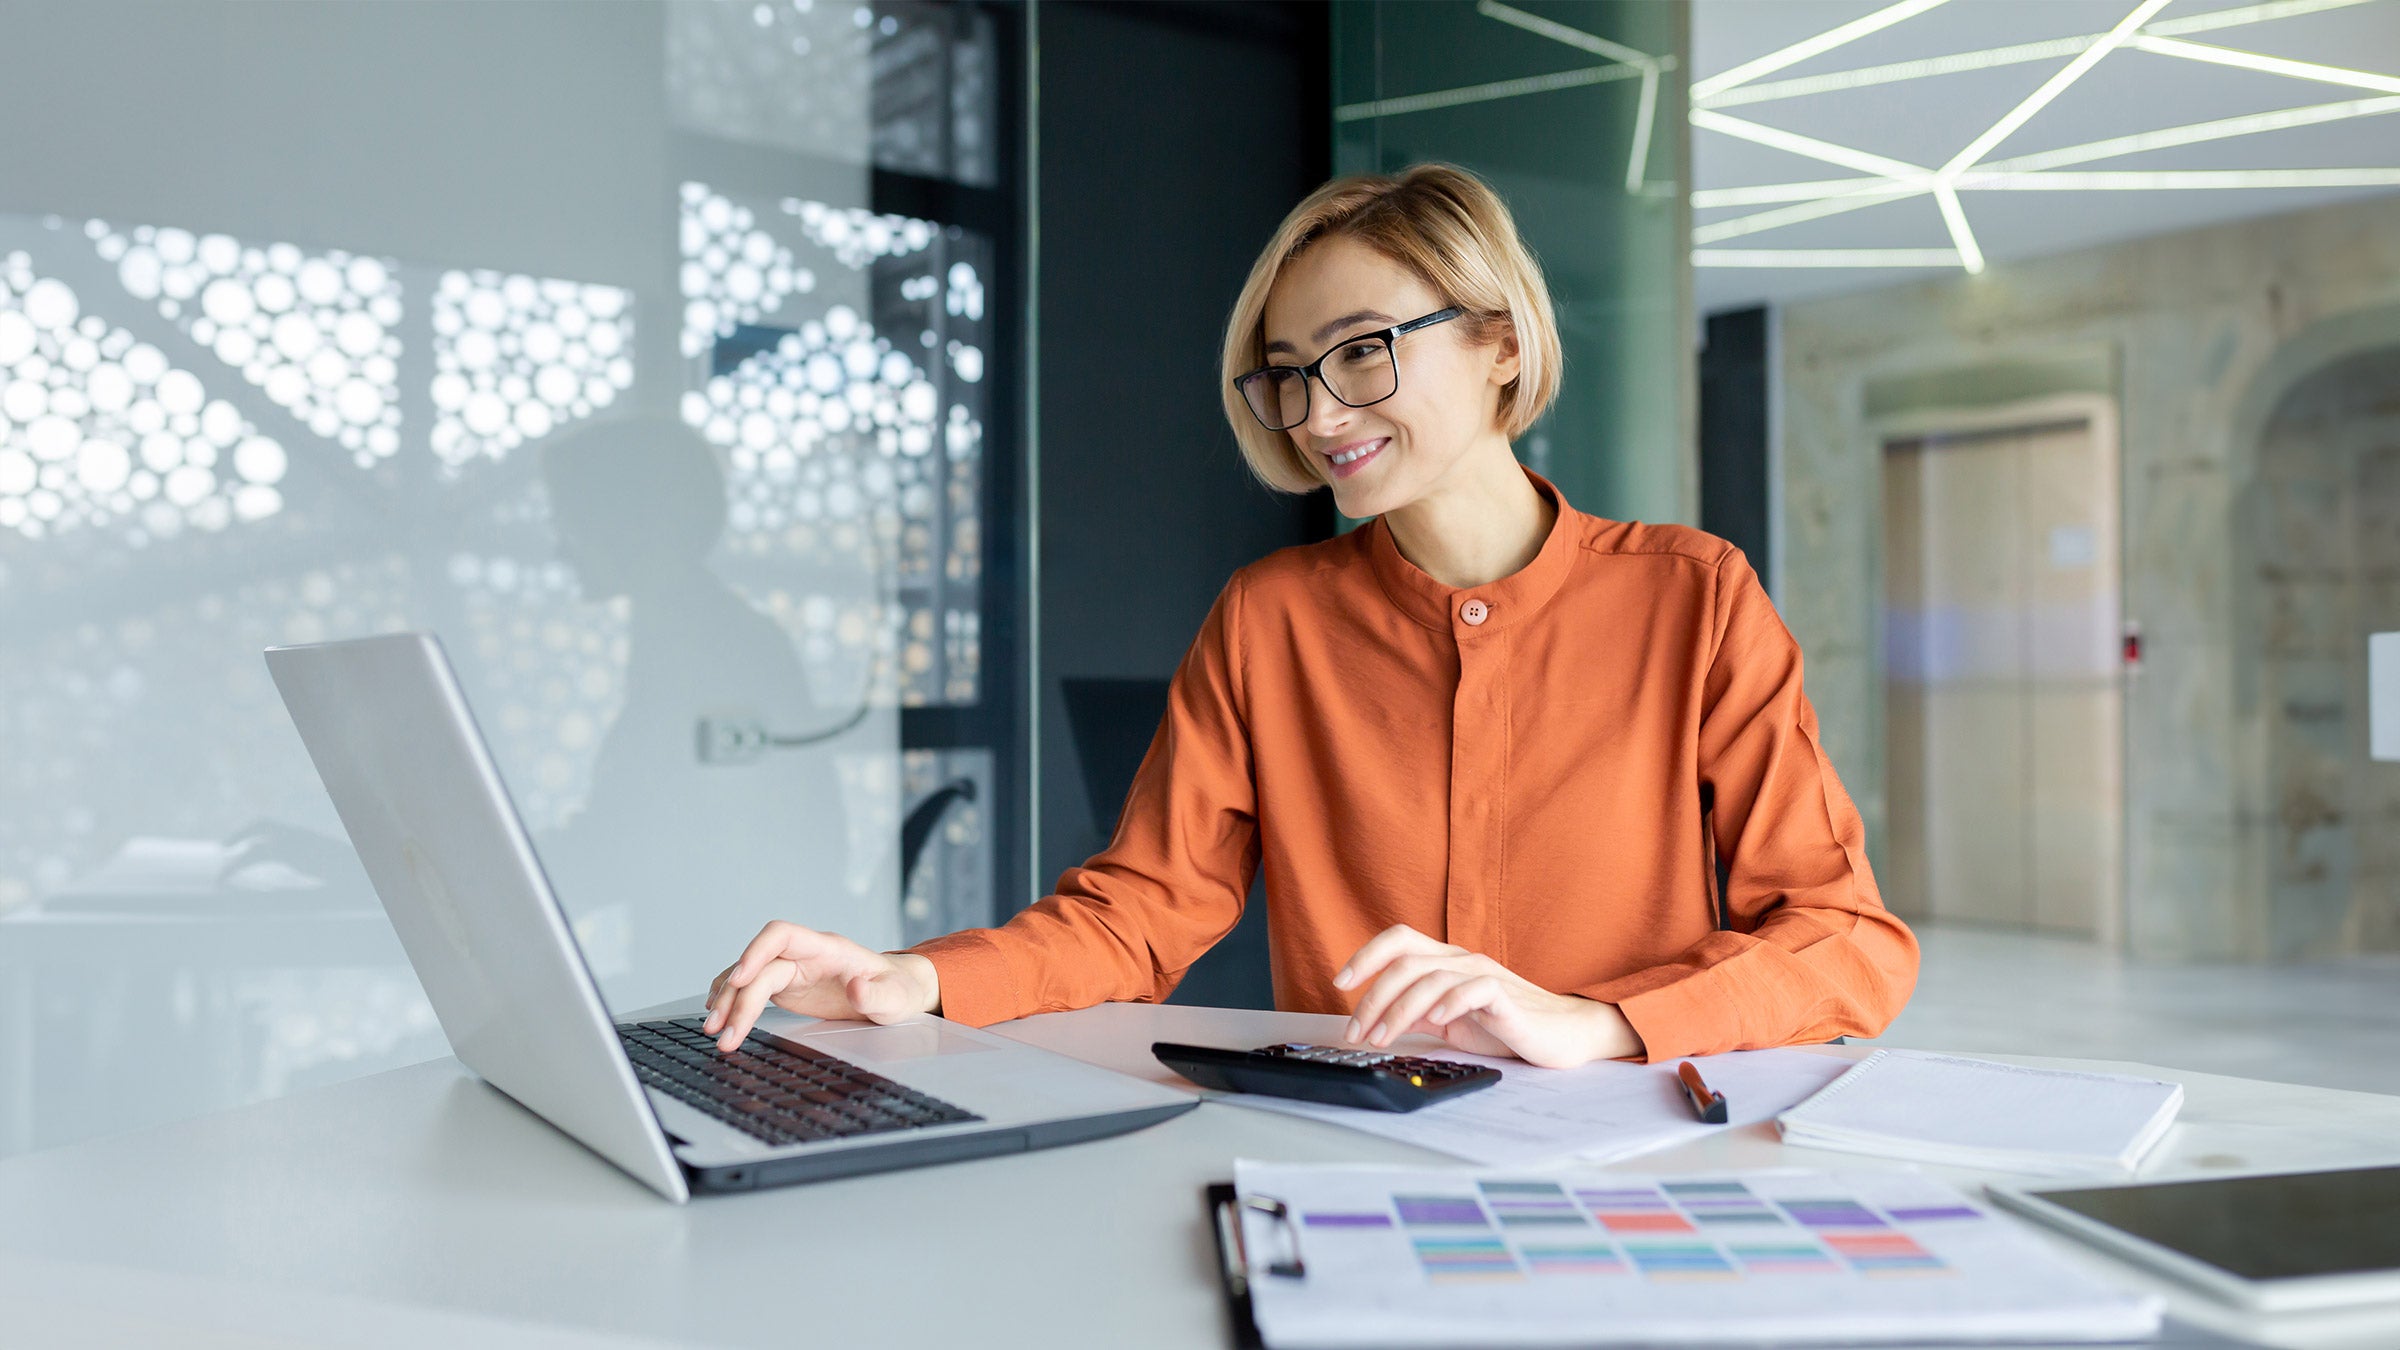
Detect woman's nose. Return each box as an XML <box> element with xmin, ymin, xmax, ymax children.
<box><xmin>1303</xmin><ymin>376</ymin><xmax>1355</xmax><ymax>441</ymax></box>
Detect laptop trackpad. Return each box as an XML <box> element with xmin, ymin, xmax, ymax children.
<box><xmin>799</xmin><ymin>1022</ymin><xmax>996</xmax><ymax>1062</ymax></box>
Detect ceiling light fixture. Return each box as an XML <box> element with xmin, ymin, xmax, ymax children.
<box><xmin>1694</xmin><ymin>176</ymin><xmax>1903</xmax><ymax>208</ymax></box>
<box><xmin>1698</xmin><ymin>0</ymin><xmax>2378</xmax><ymax>108</ymax></box>
<box><xmin>2131</xmin><ymin>33</ymin><xmax>2400</xmax><ymax>93</ymax></box>
<box><xmin>1332</xmin><ymin>61</ymin><xmax>1646</xmax><ymax>122</ymax></box>
<box><xmin>1691</xmin><ymin>0</ymin><xmax>1954</xmax><ymax>102</ymax></box>
<box><xmin>1942</xmin><ymin>0</ymin><xmax>2172</xmax><ymax>176</ymax></box>
<box><xmin>1694</xmin><ymin>184</ymin><xmax>1927</xmax><ymax>244</ymax></box>
<box><xmin>1471</xmin><ymin>1</ymin><xmax>1677</xmax><ymax>191</ymax></box>
<box><xmin>1919</xmin><ymin>0</ymin><xmax>2172</xmax><ymax>274</ymax></box>
<box><xmin>1964</xmin><ymin>168</ymin><xmax>2400</xmax><ymax>189</ymax></box>
<box><xmin>1932</xmin><ymin>183</ymin><xmax>1985</xmax><ymax>272</ymax></box>
<box><xmin>1689</xmin><ymin>109</ymin><xmax>1928</xmax><ymax>178</ymax></box>
<box><xmin>1474</xmin><ymin>0</ymin><xmax>1650</xmax><ymax>65</ymax></box>
<box><xmin>1693</xmin><ymin>249</ymin><xmax>1965</xmax><ymax>268</ymax></box>
<box><xmin>1692</xmin><ymin>0</ymin><xmax>2400</xmax><ymax>281</ymax></box>
<box><xmin>1982</xmin><ymin>93</ymin><xmax>2400</xmax><ymax>172</ymax></box>
<box><xmin>1701</xmin><ymin>93</ymin><xmax>2400</xmax><ymax>207</ymax></box>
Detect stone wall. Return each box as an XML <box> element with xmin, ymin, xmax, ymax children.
<box><xmin>1777</xmin><ymin>192</ymin><xmax>2400</xmax><ymax>959</ymax></box>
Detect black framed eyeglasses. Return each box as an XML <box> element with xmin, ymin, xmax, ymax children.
<box><xmin>1233</xmin><ymin>307</ymin><xmax>1464</xmax><ymax>432</ymax></box>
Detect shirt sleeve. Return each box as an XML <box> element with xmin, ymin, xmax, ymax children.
<box><xmin>1577</xmin><ymin>547</ymin><xmax>1920</xmax><ymax>1060</ymax></box>
<box><xmin>902</xmin><ymin>573</ymin><xmax>1260</xmax><ymax>1027</ymax></box>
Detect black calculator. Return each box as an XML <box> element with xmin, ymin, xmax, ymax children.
<box><xmin>1151</xmin><ymin>1041</ymin><xmax>1502</xmax><ymax>1112</ymax></box>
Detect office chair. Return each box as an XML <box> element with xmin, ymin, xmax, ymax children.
<box><xmin>1059</xmin><ymin>677</ymin><xmax>1273</xmax><ymax>1010</ymax></box>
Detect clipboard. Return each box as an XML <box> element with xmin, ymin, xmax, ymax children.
<box><xmin>1200</xmin><ymin>1182</ymin><xmax>2260</xmax><ymax>1350</ymax></box>
<box><xmin>1206</xmin><ymin>1181</ymin><xmax>1304</xmax><ymax>1350</ymax></box>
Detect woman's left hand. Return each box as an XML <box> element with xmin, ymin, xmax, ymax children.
<box><xmin>1333</xmin><ymin>925</ymin><xmax>1644</xmax><ymax>1069</ymax></box>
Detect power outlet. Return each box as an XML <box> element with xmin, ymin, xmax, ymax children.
<box><xmin>695</xmin><ymin>716</ymin><xmax>769</xmax><ymax>765</ymax></box>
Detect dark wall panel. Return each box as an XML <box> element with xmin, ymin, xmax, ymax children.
<box><xmin>1700</xmin><ymin>306</ymin><xmax>1770</xmax><ymax>592</ymax></box>
<box><xmin>1033</xmin><ymin>1</ymin><xmax>1331</xmax><ymax>1008</ymax></box>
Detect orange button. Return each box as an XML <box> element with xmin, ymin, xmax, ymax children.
<box><xmin>1461</xmin><ymin>598</ymin><xmax>1489</xmax><ymax>625</ymax></box>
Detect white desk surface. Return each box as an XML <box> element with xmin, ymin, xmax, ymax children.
<box><xmin>3</xmin><ymin>1001</ymin><xmax>2398</xmax><ymax>1350</ymax></box>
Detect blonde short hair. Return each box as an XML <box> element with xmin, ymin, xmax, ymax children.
<box><xmin>1219</xmin><ymin>163</ymin><xmax>1563</xmax><ymax>495</ymax></box>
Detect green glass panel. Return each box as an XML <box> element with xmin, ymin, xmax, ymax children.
<box><xmin>1331</xmin><ymin>0</ymin><xmax>1693</xmax><ymax>528</ymax></box>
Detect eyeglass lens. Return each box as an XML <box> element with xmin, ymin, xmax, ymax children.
<box><xmin>1244</xmin><ymin>337</ymin><xmax>1399</xmax><ymax>431</ymax></box>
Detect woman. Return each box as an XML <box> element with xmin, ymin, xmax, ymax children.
<box><xmin>703</xmin><ymin>164</ymin><xmax>1918</xmax><ymax>1069</ymax></box>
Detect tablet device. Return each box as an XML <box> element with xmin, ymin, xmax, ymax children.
<box><xmin>1989</xmin><ymin>1165</ymin><xmax>2400</xmax><ymax>1312</ymax></box>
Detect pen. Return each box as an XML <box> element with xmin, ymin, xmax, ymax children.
<box><xmin>1676</xmin><ymin>1061</ymin><xmax>1728</xmax><ymax>1124</ymax></box>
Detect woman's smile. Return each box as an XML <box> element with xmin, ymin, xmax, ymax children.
<box><xmin>1325</xmin><ymin>436</ymin><xmax>1387</xmax><ymax>478</ymax></box>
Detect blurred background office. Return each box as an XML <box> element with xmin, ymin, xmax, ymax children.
<box><xmin>0</xmin><ymin>0</ymin><xmax>2395</xmax><ymax>1161</ymax></box>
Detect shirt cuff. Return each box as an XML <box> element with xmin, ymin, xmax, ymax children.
<box><xmin>903</xmin><ymin>929</ymin><xmax>1026</xmax><ymax>1028</ymax></box>
<box><xmin>1586</xmin><ymin>967</ymin><xmax>1744</xmax><ymax>1063</ymax></box>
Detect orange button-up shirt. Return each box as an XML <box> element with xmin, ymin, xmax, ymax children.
<box><xmin>910</xmin><ymin>466</ymin><xmax>1918</xmax><ymax>1060</ymax></box>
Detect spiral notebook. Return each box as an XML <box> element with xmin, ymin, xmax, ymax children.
<box><xmin>1774</xmin><ymin>1050</ymin><xmax>2183</xmax><ymax>1177</ymax></box>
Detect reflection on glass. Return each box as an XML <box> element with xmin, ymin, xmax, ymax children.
<box><xmin>665</xmin><ymin>0</ymin><xmax>998</xmax><ymax>188</ymax></box>
<box><xmin>681</xmin><ymin>182</ymin><xmax>988</xmax><ymax>707</ymax></box>
<box><xmin>432</xmin><ymin>271</ymin><xmax>635</xmax><ymax>470</ymax></box>
<box><xmin>536</xmin><ymin>412</ymin><xmax>870</xmax><ymax>1006</ymax></box>
<box><xmin>0</xmin><ymin>250</ymin><xmax>295</xmax><ymax>541</ymax></box>
<box><xmin>88</xmin><ymin>222</ymin><xmax>402</xmax><ymax>469</ymax></box>
<box><xmin>0</xmin><ymin>0</ymin><xmax>1006</xmax><ymax>1166</ymax></box>
<box><xmin>0</xmin><ymin>214</ymin><xmax>902</xmax><ymax>1149</ymax></box>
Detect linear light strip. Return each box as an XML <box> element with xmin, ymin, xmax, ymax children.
<box><xmin>1690</xmin><ymin>109</ymin><xmax>1929</xmax><ymax>179</ymax></box>
<box><xmin>1698</xmin><ymin>94</ymin><xmax>2400</xmax><ymax>207</ymax></box>
<box><xmin>1705</xmin><ymin>35</ymin><xmax>2096</xmax><ymax>108</ymax></box>
<box><xmin>1699</xmin><ymin>0</ymin><xmax>2379</xmax><ymax>108</ymax></box>
<box><xmin>2145</xmin><ymin>0</ymin><xmax>2382</xmax><ymax>37</ymax></box>
<box><xmin>1933</xmin><ymin>182</ymin><xmax>1986</xmax><ymax>273</ymax></box>
<box><xmin>1983</xmin><ymin>93</ymin><xmax>2400</xmax><ymax>172</ymax></box>
<box><xmin>1696</xmin><ymin>165</ymin><xmax>2400</xmax><ymax>226</ymax></box>
<box><xmin>1694</xmin><ymin>176</ymin><xmax>1905</xmax><ymax>208</ymax></box>
<box><xmin>1684</xmin><ymin>0</ymin><xmax>2400</xmax><ymax>275</ymax></box>
<box><xmin>1691</xmin><ymin>0</ymin><xmax>1954</xmax><ymax>102</ymax></box>
<box><xmin>1332</xmin><ymin>61</ymin><xmax>1644</xmax><ymax>122</ymax></box>
<box><xmin>1693</xmin><ymin>249</ymin><xmax>1964</xmax><ymax>268</ymax></box>
<box><xmin>1628</xmin><ymin>63</ymin><xmax>1661</xmax><ymax>192</ymax></box>
<box><xmin>2131</xmin><ymin>33</ymin><xmax>2400</xmax><ymax>93</ymax></box>
<box><xmin>1960</xmin><ymin>168</ymin><xmax>2400</xmax><ymax>188</ymax></box>
<box><xmin>1474</xmin><ymin>0</ymin><xmax>1653</xmax><ymax>67</ymax></box>
<box><xmin>1692</xmin><ymin>185</ymin><xmax>1928</xmax><ymax>244</ymax></box>
<box><xmin>1942</xmin><ymin>0</ymin><xmax>2174</xmax><ymax>175</ymax></box>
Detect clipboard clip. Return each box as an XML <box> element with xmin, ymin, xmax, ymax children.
<box><xmin>1217</xmin><ymin>1191</ymin><xmax>1307</xmax><ymax>1288</ymax></box>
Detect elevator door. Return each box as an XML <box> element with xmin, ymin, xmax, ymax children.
<box><xmin>1883</xmin><ymin>417</ymin><xmax>2122</xmax><ymax>937</ymax></box>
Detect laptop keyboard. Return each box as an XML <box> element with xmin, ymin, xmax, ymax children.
<box><xmin>617</xmin><ymin>1017</ymin><xmax>983</xmax><ymax>1148</ymax></box>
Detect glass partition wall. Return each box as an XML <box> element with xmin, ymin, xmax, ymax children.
<box><xmin>1332</xmin><ymin>0</ymin><xmax>1694</xmax><ymax>526</ymax></box>
<box><xmin>0</xmin><ymin>0</ymin><xmax>1021</xmax><ymax>1157</ymax></box>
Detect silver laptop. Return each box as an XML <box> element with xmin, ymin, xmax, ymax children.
<box><xmin>265</xmin><ymin>631</ymin><xmax>1195</xmax><ymax>1203</ymax></box>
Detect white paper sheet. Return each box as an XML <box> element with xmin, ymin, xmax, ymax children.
<box><xmin>1217</xmin><ymin>1047</ymin><xmax>1852</xmax><ymax>1168</ymax></box>
<box><xmin>1234</xmin><ymin>1160</ymin><xmax>2162</xmax><ymax>1348</ymax></box>
<box><xmin>1775</xmin><ymin>1049</ymin><xmax>2185</xmax><ymax>1175</ymax></box>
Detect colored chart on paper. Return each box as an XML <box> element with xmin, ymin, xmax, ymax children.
<box><xmin>1247</xmin><ymin>1162</ymin><xmax>2165</xmax><ymax>1350</ymax></box>
<box><xmin>1298</xmin><ymin>1174</ymin><xmax>1982</xmax><ymax>1286</ymax></box>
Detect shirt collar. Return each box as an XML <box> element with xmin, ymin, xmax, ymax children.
<box><xmin>1365</xmin><ymin>464</ymin><xmax>1581</xmax><ymax>638</ymax></box>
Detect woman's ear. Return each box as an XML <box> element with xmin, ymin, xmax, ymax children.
<box><xmin>1488</xmin><ymin>319</ymin><xmax>1523</xmax><ymax>388</ymax></box>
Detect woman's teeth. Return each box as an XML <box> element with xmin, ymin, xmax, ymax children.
<box><xmin>1332</xmin><ymin>441</ymin><xmax>1381</xmax><ymax>465</ymax></box>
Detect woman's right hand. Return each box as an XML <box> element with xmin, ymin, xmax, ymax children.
<box><xmin>701</xmin><ymin>921</ymin><xmax>942</xmax><ymax>1052</ymax></box>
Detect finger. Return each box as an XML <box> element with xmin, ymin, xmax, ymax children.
<box><xmin>725</xmin><ymin>921</ymin><xmax>805</xmax><ymax>989</ymax></box>
<box><xmin>1427</xmin><ymin>975</ymin><xmax>1504</xmax><ymax>1028</ymax></box>
<box><xmin>1333</xmin><ymin>924</ymin><xmax>1437</xmax><ymax>991</ymax></box>
<box><xmin>702</xmin><ymin>966</ymin><xmax>738</xmax><ymax>1033</ymax></box>
<box><xmin>1433</xmin><ymin>1009</ymin><xmax>1514</xmax><ymax>1058</ymax></box>
<box><xmin>726</xmin><ymin>920</ymin><xmax>855</xmax><ymax>989</ymax></box>
<box><xmin>1345</xmin><ymin>952</ymin><xmax>1452</xmax><ymax>1042</ymax></box>
<box><xmin>715</xmin><ymin>962</ymin><xmax>789</xmax><ymax>1052</ymax></box>
<box><xmin>1368</xmin><ymin>970</ymin><xmax>1471</xmax><ymax>1048</ymax></box>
